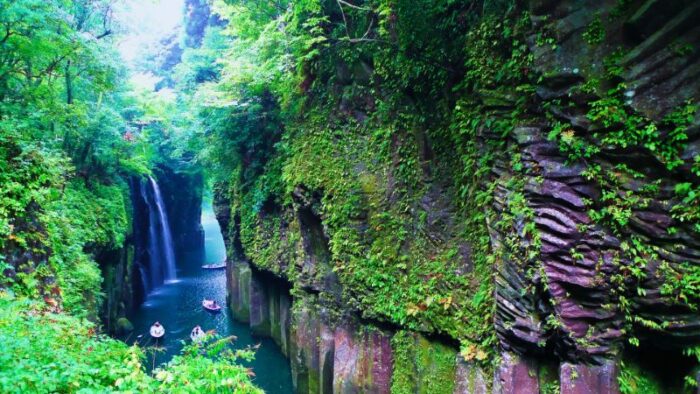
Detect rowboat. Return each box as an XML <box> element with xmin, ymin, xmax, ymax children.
<box><xmin>202</xmin><ymin>262</ymin><xmax>227</xmax><ymax>269</ymax></box>
<box><xmin>202</xmin><ymin>299</ymin><xmax>222</xmax><ymax>312</ymax></box>
<box><xmin>150</xmin><ymin>322</ymin><xmax>165</xmax><ymax>338</ymax></box>
<box><xmin>190</xmin><ymin>325</ymin><xmax>205</xmax><ymax>342</ymax></box>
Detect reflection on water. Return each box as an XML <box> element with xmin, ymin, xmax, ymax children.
<box><xmin>124</xmin><ymin>203</ymin><xmax>293</xmax><ymax>393</ymax></box>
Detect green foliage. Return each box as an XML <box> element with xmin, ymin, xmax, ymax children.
<box><xmin>0</xmin><ymin>293</ymin><xmax>146</xmax><ymax>393</ymax></box>
<box><xmin>0</xmin><ymin>292</ymin><xmax>262</xmax><ymax>393</ymax></box>
<box><xmin>659</xmin><ymin>262</ymin><xmax>700</xmax><ymax>309</ymax></box>
<box><xmin>44</xmin><ymin>181</ymin><xmax>130</xmax><ymax>316</ymax></box>
<box><xmin>0</xmin><ymin>0</ymin><xmax>164</xmax><ymax>314</ymax></box>
<box><xmin>0</xmin><ymin>126</ymin><xmax>133</xmax><ymax>318</ymax></box>
<box><xmin>0</xmin><ymin>136</ymin><xmax>66</xmax><ymax>252</ymax></box>
<box><xmin>543</xmin><ymin>28</ymin><xmax>700</xmax><ymax>361</ymax></box>
<box><xmin>582</xmin><ymin>15</ymin><xmax>605</xmax><ymax>45</ymax></box>
<box><xmin>547</xmin><ymin>121</ymin><xmax>600</xmax><ymax>161</ymax></box>
<box><xmin>618</xmin><ymin>360</ymin><xmax>663</xmax><ymax>394</ymax></box>
<box><xmin>683</xmin><ymin>347</ymin><xmax>700</xmax><ymax>389</ymax></box>
<box><xmin>586</xmin><ymin>85</ymin><xmax>692</xmax><ymax>171</ymax></box>
<box><xmin>148</xmin><ymin>338</ymin><xmax>262</xmax><ymax>393</ymax></box>
<box><xmin>538</xmin><ymin>362</ymin><xmax>561</xmax><ymax>394</ymax></box>
<box><xmin>54</xmin><ymin>181</ymin><xmax>129</xmax><ymax>250</ymax></box>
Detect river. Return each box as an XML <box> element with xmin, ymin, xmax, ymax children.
<box><xmin>124</xmin><ymin>202</ymin><xmax>293</xmax><ymax>393</ymax></box>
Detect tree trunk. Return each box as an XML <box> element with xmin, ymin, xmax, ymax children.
<box><xmin>65</xmin><ymin>60</ymin><xmax>73</xmax><ymax>104</ymax></box>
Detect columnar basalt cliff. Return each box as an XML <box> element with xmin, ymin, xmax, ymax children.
<box><xmin>156</xmin><ymin>167</ymin><xmax>205</xmax><ymax>254</ymax></box>
<box><xmin>98</xmin><ymin>238</ymin><xmax>136</xmax><ymax>334</ymax></box>
<box><xmin>214</xmin><ymin>0</ymin><xmax>700</xmax><ymax>392</ymax></box>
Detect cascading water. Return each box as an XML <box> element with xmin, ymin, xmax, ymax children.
<box><xmin>141</xmin><ymin>181</ymin><xmax>162</xmax><ymax>290</ymax></box>
<box><xmin>138</xmin><ymin>176</ymin><xmax>177</xmax><ymax>292</ymax></box>
<box><xmin>148</xmin><ymin>176</ymin><xmax>177</xmax><ymax>282</ymax></box>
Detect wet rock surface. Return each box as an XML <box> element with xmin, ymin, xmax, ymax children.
<box><xmin>454</xmin><ymin>358</ymin><xmax>488</xmax><ymax>394</ymax></box>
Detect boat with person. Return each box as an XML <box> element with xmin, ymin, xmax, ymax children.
<box><xmin>150</xmin><ymin>321</ymin><xmax>165</xmax><ymax>339</ymax></box>
<box><xmin>202</xmin><ymin>299</ymin><xmax>222</xmax><ymax>312</ymax></box>
<box><xmin>202</xmin><ymin>262</ymin><xmax>227</xmax><ymax>269</ymax></box>
<box><xmin>190</xmin><ymin>325</ymin><xmax>205</xmax><ymax>342</ymax></box>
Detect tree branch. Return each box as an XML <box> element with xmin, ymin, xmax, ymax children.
<box><xmin>338</xmin><ymin>0</ymin><xmax>370</xmax><ymax>11</ymax></box>
<box><xmin>348</xmin><ymin>17</ymin><xmax>374</xmax><ymax>43</ymax></box>
<box><xmin>336</xmin><ymin>0</ymin><xmax>376</xmax><ymax>43</ymax></box>
<box><xmin>94</xmin><ymin>30</ymin><xmax>112</xmax><ymax>40</ymax></box>
<box><xmin>0</xmin><ymin>25</ymin><xmax>12</xmax><ymax>45</ymax></box>
<box><xmin>336</xmin><ymin>0</ymin><xmax>350</xmax><ymax>38</ymax></box>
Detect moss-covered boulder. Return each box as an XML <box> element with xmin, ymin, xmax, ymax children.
<box><xmin>115</xmin><ymin>317</ymin><xmax>134</xmax><ymax>334</ymax></box>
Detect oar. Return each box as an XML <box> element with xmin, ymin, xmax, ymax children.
<box><xmin>152</xmin><ymin>340</ymin><xmax>157</xmax><ymax>372</ymax></box>
<box><xmin>140</xmin><ymin>333</ymin><xmax>152</xmax><ymax>348</ymax></box>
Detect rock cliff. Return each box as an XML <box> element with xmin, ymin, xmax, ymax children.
<box><xmin>214</xmin><ymin>0</ymin><xmax>700</xmax><ymax>392</ymax></box>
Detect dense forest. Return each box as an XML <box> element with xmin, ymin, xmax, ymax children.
<box><xmin>0</xmin><ymin>0</ymin><xmax>699</xmax><ymax>393</ymax></box>
<box><xmin>0</xmin><ymin>0</ymin><xmax>259</xmax><ymax>392</ymax></box>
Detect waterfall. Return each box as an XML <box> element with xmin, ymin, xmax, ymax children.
<box><xmin>148</xmin><ymin>176</ymin><xmax>177</xmax><ymax>282</ymax></box>
<box><xmin>140</xmin><ymin>181</ymin><xmax>162</xmax><ymax>289</ymax></box>
<box><xmin>138</xmin><ymin>176</ymin><xmax>177</xmax><ymax>293</ymax></box>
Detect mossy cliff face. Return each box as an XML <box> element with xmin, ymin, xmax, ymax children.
<box><xmin>98</xmin><ymin>241</ymin><xmax>136</xmax><ymax>335</ymax></box>
<box><xmin>215</xmin><ymin>0</ymin><xmax>700</xmax><ymax>392</ymax></box>
<box><xmin>0</xmin><ymin>135</ymin><xmax>134</xmax><ymax>323</ymax></box>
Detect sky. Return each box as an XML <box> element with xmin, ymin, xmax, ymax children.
<box><xmin>114</xmin><ymin>0</ymin><xmax>184</xmax><ymax>88</ymax></box>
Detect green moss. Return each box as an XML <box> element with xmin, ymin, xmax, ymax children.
<box><xmin>116</xmin><ymin>317</ymin><xmax>134</xmax><ymax>333</ymax></box>
<box><xmin>391</xmin><ymin>331</ymin><xmax>457</xmax><ymax>394</ymax></box>
<box><xmin>307</xmin><ymin>368</ymin><xmax>320</xmax><ymax>394</ymax></box>
<box><xmin>212</xmin><ymin>10</ymin><xmax>538</xmax><ymax>372</ymax></box>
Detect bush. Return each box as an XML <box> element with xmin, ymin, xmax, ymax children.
<box><xmin>0</xmin><ymin>293</ymin><xmax>262</xmax><ymax>393</ymax></box>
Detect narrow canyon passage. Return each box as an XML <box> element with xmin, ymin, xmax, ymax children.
<box><xmin>1</xmin><ymin>0</ymin><xmax>699</xmax><ymax>392</ymax></box>
<box><xmin>125</xmin><ymin>201</ymin><xmax>293</xmax><ymax>393</ymax></box>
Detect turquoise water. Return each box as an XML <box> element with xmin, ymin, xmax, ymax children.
<box><xmin>124</xmin><ymin>203</ymin><xmax>293</xmax><ymax>393</ymax></box>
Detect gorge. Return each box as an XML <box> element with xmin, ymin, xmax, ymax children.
<box><xmin>0</xmin><ymin>0</ymin><xmax>699</xmax><ymax>393</ymax></box>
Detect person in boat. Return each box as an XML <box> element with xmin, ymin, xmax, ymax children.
<box><xmin>191</xmin><ymin>325</ymin><xmax>204</xmax><ymax>340</ymax></box>
<box><xmin>203</xmin><ymin>299</ymin><xmax>220</xmax><ymax>311</ymax></box>
<box><xmin>150</xmin><ymin>321</ymin><xmax>165</xmax><ymax>337</ymax></box>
